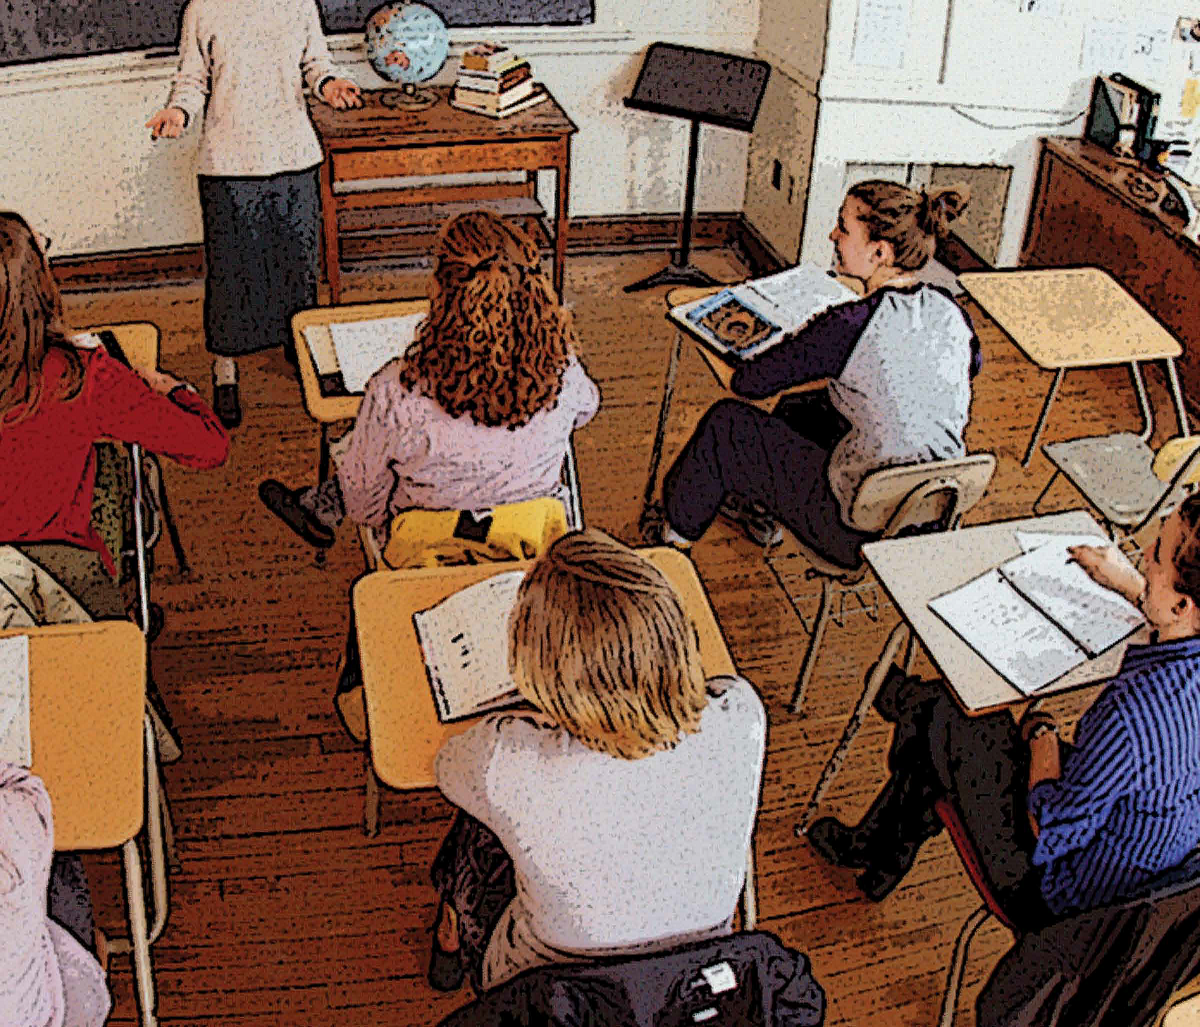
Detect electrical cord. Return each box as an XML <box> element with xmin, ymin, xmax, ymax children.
<box><xmin>950</xmin><ymin>105</ymin><xmax>1086</xmax><ymax>130</ymax></box>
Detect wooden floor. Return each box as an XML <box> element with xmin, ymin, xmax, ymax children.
<box><xmin>63</xmin><ymin>247</ymin><xmax>1186</xmax><ymax>1025</ymax></box>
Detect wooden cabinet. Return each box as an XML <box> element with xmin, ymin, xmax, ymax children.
<box><xmin>1021</xmin><ymin>137</ymin><xmax>1200</xmax><ymax>415</ymax></box>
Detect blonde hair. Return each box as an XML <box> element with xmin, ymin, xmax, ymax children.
<box><xmin>398</xmin><ymin>209</ymin><xmax>576</xmax><ymax>429</ymax></box>
<box><xmin>508</xmin><ymin>530</ymin><xmax>709</xmax><ymax>759</ymax></box>
<box><xmin>847</xmin><ymin>180</ymin><xmax>970</xmax><ymax>271</ymax></box>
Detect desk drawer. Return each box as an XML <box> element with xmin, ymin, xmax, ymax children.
<box><xmin>333</xmin><ymin>139</ymin><xmax>562</xmax><ymax>181</ymax></box>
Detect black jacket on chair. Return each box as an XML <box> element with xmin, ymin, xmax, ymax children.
<box><xmin>978</xmin><ymin>851</ymin><xmax>1200</xmax><ymax>1027</ymax></box>
<box><xmin>437</xmin><ymin>930</ymin><xmax>825</xmax><ymax>1027</ymax></box>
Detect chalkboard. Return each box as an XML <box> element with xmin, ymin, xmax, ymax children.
<box><xmin>0</xmin><ymin>0</ymin><xmax>594</xmax><ymax>68</ymax></box>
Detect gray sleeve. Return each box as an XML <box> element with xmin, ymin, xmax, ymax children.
<box><xmin>434</xmin><ymin>718</ymin><xmax>505</xmax><ymax>822</ymax></box>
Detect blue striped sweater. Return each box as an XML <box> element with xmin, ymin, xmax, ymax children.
<box><xmin>1028</xmin><ymin>637</ymin><xmax>1200</xmax><ymax>916</ymax></box>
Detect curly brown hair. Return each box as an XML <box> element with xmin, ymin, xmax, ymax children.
<box><xmin>0</xmin><ymin>212</ymin><xmax>83</xmax><ymax>420</ymax></box>
<box><xmin>398</xmin><ymin>210</ymin><xmax>576</xmax><ymax>429</ymax></box>
<box><xmin>847</xmin><ymin>180</ymin><xmax>971</xmax><ymax>271</ymax></box>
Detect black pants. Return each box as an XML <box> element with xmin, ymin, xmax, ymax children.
<box><xmin>860</xmin><ymin>673</ymin><xmax>1054</xmax><ymax>932</ymax></box>
<box><xmin>431</xmin><ymin>811</ymin><xmax>518</xmax><ymax>991</ymax></box>
<box><xmin>662</xmin><ymin>395</ymin><xmax>871</xmax><ymax>568</ymax></box>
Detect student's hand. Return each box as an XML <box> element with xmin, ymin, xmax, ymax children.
<box><xmin>321</xmin><ymin>78</ymin><xmax>363</xmax><ymax>110</ymax></box>
<box><xmin>138</xmin><ymin>368</ymin><xmax>188</xmax><ymax>395</ymax></box>
<box><xmin>147</xmin><ymin>107</ymin><xmax>186</xmax><ymax>140</ymax></box>
<box><xmin>1069</xmin><ymin>543</ymin><xmax>1146</xmax><ymax>606</ymax></box>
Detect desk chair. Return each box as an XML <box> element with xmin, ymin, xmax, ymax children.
<box><xmin>1034</xmin><ymin>433</ymin><xmax>1200</xmax><ymax>556</ymax></box>
<box><xmin>769</xmin><ymin>453</ymin><xmax>996</xmax><ymax>715</ymax></box>
<box><xmin>936</xmin><ymin>797</ymin><xmax>1200</xmax><ymax>1027</ymax></box>
<box><xmin>9</xmin><ymin>620</ymin><xmax>170</xmax><ymax>1027</ymax></box>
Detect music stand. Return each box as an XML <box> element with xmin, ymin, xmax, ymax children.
<box><xmin>623</xmin><ymin>43</ymin><xmax>770</xmax><ymax>292</ymax></box>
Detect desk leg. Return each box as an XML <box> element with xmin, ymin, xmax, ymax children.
<box><xmin>122</xmin><ymin>839</ymin><xmax>159</xmax><ymax>1027</ymax></box>
<box><xmin>1022</xmin><ymin>368</ymin><xmax>1065</xmax><ymax>467</ymax></box>
<box><xmin>319</xmin><ymin>157</ymin><xmax>342</xmax><ymax>305</ymax></box>
<box><xmin>639</xmin><ymin>328</ymin><xmax>684</xmax><ymax>541</ymax></box>
<box><xmin>554</xmin><ymin>143</ymin><xmax>570</xmax><ymax>300</ymax></box>
<box><xmin>1167</xmin><ymin>359</ymin><xmax>1192</xmax><ymax>438</ymax></box>
<box><xmin>795</xmin><ymin>621</ymin><xmax>909</xmax><ymax>835</ymax></box>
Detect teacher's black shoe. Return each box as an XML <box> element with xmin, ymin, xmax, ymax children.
<box><xmin>212</xmin><ymin>379</ymin><xmax>241</xmax><ymax>429</ymax></box>
<box><xmin>258</xmin><ymin>479</ymin><xmax>336</xmax><ymax>549</ymax></box>
<box><xmin>807</xmin><ymin>817</ymin><xmax>872</xmax><ymax>870</ymax></box>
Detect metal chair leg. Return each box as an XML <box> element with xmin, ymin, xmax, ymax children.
<box><xmin>740</xmin><ymin>844</ymin><xmax>758</xmax><ymax>931</ymax></box>
<box><xmin>364</xmin><ymin>751</ymin><xmax>380</xmax><ymax>838</ymax></box>
<box><xmin>158</xmin><ymin>772</ymin><xmax>181</xmax><ymax>875</ymax></box>
<box><xmin>121</xmin><ymin>838</ymin><xmax>159</xmax><ymax>1027</ymax></box>
<box><xmin>142</xmin><ymin>717</ymin><xmax>170</xmax><ymax>945</ymax></box>
<box><xmin>790</xmin><ymin>577</ymin><xmax>834</xmax><ymax>715</ymax></box>
<box><xmin>796</xmin><ymin>621</ymin><xmax>909</xmax><ymax>834</ymax></box>
<box><xmin>638</xmin><ymin>328</ymin><xmax>685</xmax><ymax>541</ymax></box>
<box><xmin>938</xmin><ymin>905</ymin><xmax>992</xmax><ymax>1027</ymax></box>
<box><xmin>154</xmin><ymin>476</ymin><xmax>190</xmax><ymax>577</ymax></box>
<box><xmin>1031</xmin><ymin>469</ymin><xmax>1062</xmax><ymax>515</ymax></box>
<box><xmin>1022</xmin><ymin>368</ymin><xmax>1065</xmax><ymax>467</ymax></box>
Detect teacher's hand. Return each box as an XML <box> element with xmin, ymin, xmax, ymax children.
<box><xmin>146</xmin><ymin>107</ymin><xmax>186</xmax><ymax>140</ymax></box>
<box><xmin>321</xmin><ymin>78</ymin><xmax>364</xmax><ymax>110</ymax></box>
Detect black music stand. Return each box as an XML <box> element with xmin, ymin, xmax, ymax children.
<box><xmin>623</xmin><ymin>43</ymin><xmax>770</xmax><ymax>292</ymax></box>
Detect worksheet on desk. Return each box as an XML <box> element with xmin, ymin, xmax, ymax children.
<box><xmin>328</xmin><ymin>314</ymin><xmax>425</xmax><ymax>393</ymax></box>
<box><xmin>0</xmin><ymin>634</ymin><xmax>31</xmax><ymax>767</ymax></box>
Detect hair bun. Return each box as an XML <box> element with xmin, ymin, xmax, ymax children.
<box><xmin>922</xmin><ymin>186</ymin><xmax>970</xmax><ymax>236</ymax></box>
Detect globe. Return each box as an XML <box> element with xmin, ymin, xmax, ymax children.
<box><xmin>364</xmin><ymin>1</ymin><xmax>450</xmax><ymax>110</ymax></box>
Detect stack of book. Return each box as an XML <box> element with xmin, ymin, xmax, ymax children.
<box><xmin>451</xmin><ymin>42</ymin><xmax>548</xmax><ymax>118</ymax></box>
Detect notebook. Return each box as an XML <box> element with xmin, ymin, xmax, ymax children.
<box><xmin>928</xmin><ymin>538</ymin><xmax>1144</xmax><ymax>695</ymax></box>
<box><xmin>0</xmin><ymin>634</ymin><xmax>31</xmax><ymax>767</ymax></box>
<box><xmin>413</xmin><ymin>570</ymin><xmax>527</xmax><ymax>723</ymax></box>
<box><xmin>671</xmin><ymin>263</ymin><xmax>857</xmax><ymax>362</ymax></box>
<box><xmin>326</xmin><ymin>314</ymin><xmax>425</xmax><ymax>394</ymax></box>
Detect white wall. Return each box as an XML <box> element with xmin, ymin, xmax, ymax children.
<box><xmin>0</xmin><ymin>1</ymin><xmax>760</xmax><ymax>256</ymax></box>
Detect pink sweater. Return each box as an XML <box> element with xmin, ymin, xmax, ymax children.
<box><xmin>336</xmin><ymin>358</ymin><xmax>601</xmax><ymax>529</ymax></box>
<box><xmin>166</xmin><ymin>0</ymin><xmax>339</xmax><ymax>177</ymax></box>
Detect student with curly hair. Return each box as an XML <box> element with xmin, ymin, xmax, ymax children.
<box><xmin>258</xmin><ymin>209</ymin><xmax>599</xmax><ymax>546</ymax></box>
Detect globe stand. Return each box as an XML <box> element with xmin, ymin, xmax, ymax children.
<box><xmin>378</xmin><ymin>82</ymin><xmax>439</xmax><ymax>111</ymax></box>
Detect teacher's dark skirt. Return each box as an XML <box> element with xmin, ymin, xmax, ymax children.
<box><xmin>198</xmin><ymin>166</ymin><xmax>320</xmax><ymax>357</ymax></box>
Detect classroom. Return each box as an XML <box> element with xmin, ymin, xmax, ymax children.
<box><xmin>2</xmin><ymin>0</ymin><xmax>1200</xmax><ymax>1023</ymax></box>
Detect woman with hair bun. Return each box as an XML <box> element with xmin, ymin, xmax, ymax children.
<box><xmin>258</xmin><ymin>209</ymin><xmax>600</xmax><ymax>546</ymax></box>
<box><xmin>655</xmin><ymin>180</ymin><xmax>981</xmax><ymax>566</ymax></box>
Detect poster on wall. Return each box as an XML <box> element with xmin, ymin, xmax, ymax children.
<box><xmin>851</xmin><ymin>0</ymin><xmax>909</xmax><ymax>71</ymax></box>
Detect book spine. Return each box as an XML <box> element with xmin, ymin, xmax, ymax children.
<box><xmin>454</xmin><ymin>80</ymin><xmax>535</xmax><ymax>111</ymax></box>
<box><xmin>462</xmin><ymin>50</ymin><xmax>517</xmax><ymax>72</ymax></box>
<box><xmin>456</xmin><ymin>65</ymin><xmax>532</xmax><ymax>92</ymax></box>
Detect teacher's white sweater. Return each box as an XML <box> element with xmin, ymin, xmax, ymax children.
<box><xmin>166</xmin><ymin>0</ymin><xmax>339</xmax><ymax>177</ymax></box>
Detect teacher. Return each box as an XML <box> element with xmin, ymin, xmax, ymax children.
<box><xmin>146</xmin><ymin>0</ymin><xmax>363</xmax><ymax>429</ymax></box>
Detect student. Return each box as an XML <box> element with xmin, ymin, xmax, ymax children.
<box><xmin>808</xmin><ymin>497</ymin><xmax>1200</xmax><ymax>923</ymax></box>
<box><xmin>656</xmin><ymin>181</ymin><xmax>979</xmax><ymax>564</ymax></box>
<box><xmin>258</xmin><ymin>210</ymin><xmax>600</xmax><ymax>547</ymax></box>
<box><xmin>146</xmin><ymin>0</ymin><xmax>363</xmax><ymax>429</ymax></box>
<box><xmin>429</xmin><ymin>530</ymin><xmax>767</xmax><ymax>992</ymax></box>
<box><xmin>0</xmin><ymin>763</ymin><xmax>111</xmax><ymax>1027</ymax></box>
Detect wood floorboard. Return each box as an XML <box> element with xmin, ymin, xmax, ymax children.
<box><xmin>59</xmin><ymin>249</ymin><xmax>1174</xmax><ymax>1024</ymax></box>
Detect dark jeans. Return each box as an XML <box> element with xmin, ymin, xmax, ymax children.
<box><xmin>861</xmin><ymin>673</ymin><xmax>1053</xmax><ymax>932</ymax></box>
<box><xmin>662</xmin><ymin>396</ymin><xmax>871</xmax><ymax>568</ymax></box>
<box><xmin>431</xmin><ymin>811</ymin><xmax>518</xmax><ymax>992</ymax></box>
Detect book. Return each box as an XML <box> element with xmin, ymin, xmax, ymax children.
<box><xmin>450</xmin><ymin>85</ymin><xmax>549</xmax><ymax>119</ymax></box>
<box><xmin>672</xmin><ymin>263</ymin><xmax>858</xmax><ymax>362</ymax></box>
<box><xmin>453</xmin><ymin>79</ymin><xmax>536</xmax><ymax>112</ymax></box>
<box><xmin>461</xmin><ymin>42</ymin><xmax>517</xmax><ymax>72</ymax></box>
<box><xmin>0</xmin><ymin>634</ymin><xmax>31</xmax><ymax>767</ymax></box>
<box><xmin>414</xmin><ymin>571</ymin><xmax>526</xmax><ymax>723</ymax></box>
<box><xmin>325</xmin><ymin>314</ymin><xmax>425</xmax><ymax>394</ymax></box>
<box><xmin>928</xmin><ymin>538</ymin><xmax>1144</xmax><ymax>695</ymax></box>
<box><xmin>456</xmin><ymin>64</ymin><xmax>532</xmax><ymax>93</ymax></box>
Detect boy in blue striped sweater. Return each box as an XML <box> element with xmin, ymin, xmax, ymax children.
<box><xmin>807</xmin><ymin>495</ymin><xmax>1200</xmax><ymax>927</ymax></box>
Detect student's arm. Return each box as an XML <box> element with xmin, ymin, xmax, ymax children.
<box><xmin>86</xmin><ymin>352</ymin><xmax>229</xmax><ymax>469</ymax></box>
<box><xmin>163</xmin><ymin>0</ymin><xmax>208</xmax><ymax>129</ymax></box>
<box><xmin>566</xmin><ymin>359</ymin><xmax>601</xmax><ymax>429</ymax></box>
<box><xmin>729</xmin><ymin>295</ymin><xmax>878</xmax><ymax>400</ymax></box>
<box><xmin>335</xmin><ymin>370</ymin><xmax>415</xmax><ymax>529</ymax></box>
<box><xmin>434</xmin><ymin>717</ymin><xmax>508</xmax><ymax>824</ymax></box>
<box><xmin>0</xmin><ymin>766</ymin><xmax>52</xmax><ymax>897</ymax></box>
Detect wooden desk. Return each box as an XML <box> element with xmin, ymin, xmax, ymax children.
<box><xmin>958</xmin><ymin>268</ymin><xmax>1188</xmax><ymax>466</ymax></box>
<box><xmin>309</xmin><ymin>86</ymin><xmax>577</xmax><ymax>302</ymax></box>
<box><xmin>353</xmin><ymin>547</ymin><xmax>736</xmax><ymax>791</ymax></box>
<box><xmin>798</xmin><ymin>510</ymin><xmax>1145</xmax><ymax>829</ymax></box>
<box><xmin>291</xmin><ymin>299</ymin><xmax>429</xmax><ymax>480</ymax></box>
<box><xmin>1023</xmin><ymin>137</ymin><xmax>1200</xmax><ymax>416</ymax></box>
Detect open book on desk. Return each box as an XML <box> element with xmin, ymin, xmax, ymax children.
<box><xmin>414</xmin><ymin>570</ymin><xmax>527</xmax><ymax>723</ymax></box>
<box><xmin>671</xmin><ymin>263</ymin><xmax>858</xmax><ymax>362</ymax></box>
<box><xmin>928</xmin><ymin>539</ymin><xmax>1144</xmax><ymax>695</ymax></box>
<box><xmin>305</xmin><ymin>313</ymin><xmax>425</xmax><ymax>396</ymax></box>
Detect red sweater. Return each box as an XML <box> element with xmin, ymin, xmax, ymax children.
<box><xmin>0</xmin><ymin>344</ymin><xmax>230</xmax><ymax>572</ymax></box>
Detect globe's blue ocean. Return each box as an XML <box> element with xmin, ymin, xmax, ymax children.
<box><xmin>365</xmin><ymin>2</ymin><xmax>450</xmax><ymax>86</ymax></box>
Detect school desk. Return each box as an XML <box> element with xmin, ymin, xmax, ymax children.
<box><xmin>4</xmin><ymin>619</ymin><xmax>167</xmax><ymax>1027</ymax></box>
<box><xmin>308</xmin><ymin>85</ymin><xmax>576</xmax><ymax>303</ymax></box>
<box><xmin>797</xmin><ymin>508</ymin><xmax>1148</xmax><ymax>831</ymax></box>
<box><xmin>352</xmin><ymin>547</ymin><xmax>736</xmax><ymax>794</ymax></box>
<box><xmin>958</xmin><ymin>268</ymin><xmax>1190</xmax><ymax>467</ymax></box>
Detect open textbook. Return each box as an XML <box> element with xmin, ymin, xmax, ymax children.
<box><xmin>0</xmin><ymin>634</ymin><xmax>31</xmax><ymax>767</ymax></box>
<box><xmin>318</xmin><ymin>313</ymin><xmax>426</xmax><ymax>394</ymax></box>
<box><xmin>928</xmin><ymin>536</ymin><xmax>1144</xmax><ymax>695</ymax></box>
<box><xmin>672</xmin><ymin>263</ymin><xmax>858</xmax><ymax>362</ymax></box>
<box><xmin>414</xmin><ymin>570</ymin><xmax>527</xmax><ymax>723</ymax></box>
